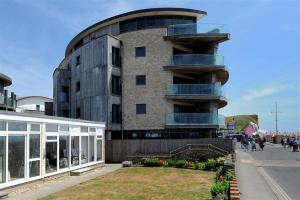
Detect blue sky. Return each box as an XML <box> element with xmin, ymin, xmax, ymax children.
<box><xmin>0</xmin><ymin>0</ymin><xmax>299</xmax><ymax>132</ymax></box>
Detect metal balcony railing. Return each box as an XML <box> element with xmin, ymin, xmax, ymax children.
<box><xmin>166</xmin><ymin>83</ymin><xmax>223</xmax><ymax>96</ymax></box>
<box><xmin>167</xmin><ymin>23</ymin><xmax>228</xmax><ymax>36</ymax></box>
<box><xmin>171</xmin><ymin>54</ymin><xmax>224</xmax><ymax>66</ymax></box>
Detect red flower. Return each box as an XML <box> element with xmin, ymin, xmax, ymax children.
<box><xmin>157</xmin><ymin>160</ymin><xmax>164</xmax><ymax>167</ymax></box>
<box><xmin>219</xmin><ymin>175</ymin><xmax>224</xmax><ymax>181</ymax></box>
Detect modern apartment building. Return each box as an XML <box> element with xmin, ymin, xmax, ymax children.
<box><xmin>53</xmin><ymin>8</ymin><xmax>230</xmax><ymax>139</ymax></box>
<box><xmin>0</xmin><ymin>73</ymin><xmax>16</xmax><ymax>111</ymax></box>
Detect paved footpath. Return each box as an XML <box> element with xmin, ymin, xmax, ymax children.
<box><xmin>236</xmin><ymin>143</ymin><xmax>300</xmax><ymax>200</ymax></box>
<box><xmin>5</xmin><ymin>164</ymin><xmax>122</xmax><ymax>200</ymax></box>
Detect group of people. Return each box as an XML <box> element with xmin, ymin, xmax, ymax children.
<box><xmin>281</xmin><ymin>136</ymin><xmax>300</xmax><ymax>151</ymax></box>
<box><xmin>240</xmin><ymin>135</ymin><xmax>266</xmax><ymax>152</ymax></box>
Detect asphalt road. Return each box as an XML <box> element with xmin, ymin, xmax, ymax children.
<box><xmin>249</xmin><ymin>144</ymin><xmax>300</xmax><ymax>200</ymax></box>
<box><xmin>238</xmin><ymin>143</ymin><xmax>300</xmax><ymax>200</ymax></box>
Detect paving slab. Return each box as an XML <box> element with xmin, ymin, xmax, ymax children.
<box><xmin>5</xmin><ymin>164</ymin><xmax>122</xmax><ymax>200</ymax></box>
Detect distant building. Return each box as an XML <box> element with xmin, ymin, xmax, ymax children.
<box><xmin>0</xmin><ymin>73</ymin><xmax>16</xmax><ymax>111</ymax></box>
<box><xmin>16</xmin><ymin>96</ymin><xmax>53</xmax><ymax>115</ymax></box>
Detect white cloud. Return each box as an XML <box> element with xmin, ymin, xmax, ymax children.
<box><xmin>242</xmin><ymin>85</ymin><xmax>287</xmax><ymax>101</ymax></box>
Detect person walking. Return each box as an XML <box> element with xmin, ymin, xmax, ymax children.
<box><xmin>283</xmin><ymin>136</ymin><xmax>287</xmax><ymax>148</ymax></box>
<box><xmin>258</xmin><ymin>137</ymin><xmax>264</xmax><ymax>150</ymax></box>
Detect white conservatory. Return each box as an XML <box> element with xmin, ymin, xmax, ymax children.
<box><xmin>0</xmin><ymin>111</ymin><xmax>105</xmax><ymax>189</ymax></box>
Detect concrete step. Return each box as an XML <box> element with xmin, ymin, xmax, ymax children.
<box><xmin>0</xmin><ymin>192</ymin><xmax>8</xmax><ymax>199</ymax></box>
<box><xmin>70</xmin><ymin>167</ymin><xmax>93</xmax><ymax>176</ymax></box>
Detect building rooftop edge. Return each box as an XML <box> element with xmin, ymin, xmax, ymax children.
<box><xmin>65</xmin><ymin>7</ymin><xmax>207</xmax><ymax>57</ymax></box>
<box><xmin>17</xmin><ymin>96</ymin><xmax>53</xmax><ymax>101</ymax></box>
<box><xmin>0</xmin><ymin>110</ymin><xmax>105</xmax><ymax>126</ymax></box>
<box><xmin>0</xmin><ymin>73</ymin><xmax>12</xmax><ymax>87</ymax></box>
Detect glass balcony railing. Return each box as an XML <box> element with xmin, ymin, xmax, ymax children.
<box><xmin>0</xmin><ymin>96</ymin><xmax>14</xmax><ymax>107</ymax></box>
<box><xmin>171</xmin><ymin>54</ymin><xmax>224</xmax><ymax>66</ymax></box>
<box><xmin>167</xmin><ymin>23</ymin><xmax>228</xmax><ymax>36</ymax></box>
<box><xmin>167</xmin><ymin>83</ymin><xmax>224</xmax><ymax>96</ymax></box>
<box><xmin>218</xmin><ymin>115</ymin><xmax>226</xmax><ymax>126</ymax></box>
<box><xmin>166</xmin><ymin>112</ymin><xmax>223</xmax><ymax>125</ymax></box>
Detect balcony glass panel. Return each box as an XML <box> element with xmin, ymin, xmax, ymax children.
<box><xmin>167</xmin><ymin>83</ymin><xmax>223</xmax><ymax>96</ymax></box>
<box><xmin>172</xmin><ymin>54</ymin><xmax>224</xmax><ymax>66</ymax></box>
<box><xmin>166</xmin><ymin>113</ymin><xmax>219</xmax><ymax>124</ymax></box>
<box><xmin>167</xmin><ymin>23</ymin><xmax>228</xmax><ymax>36</ymax></box>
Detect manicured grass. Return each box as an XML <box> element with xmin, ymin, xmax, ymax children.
<box><xmin>41</xmin><ymin>167</ymin><xmax>215</xmax><ymax>200</ymax></box>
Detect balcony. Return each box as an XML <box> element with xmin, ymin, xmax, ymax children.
<box><xmin>164</xmin><ymin>23</ymin><xmax>230</xmax><ymax>43</ymax></box>
<box><xmin>166</xmin><ymin>83</ymin><xmax>227</xmax><ymax>108</ymax></box>
<box><xmin>0</xmin><ymin>96</ymin><xmax>15</xmax><ymax>110</ymax></box>
<box><xmin>166</xmin><ymin>112</ymin><xmax>225</xmax><ymax>129</ymax></box>
<box><xmin>164</xmin><ymin>54</ymin><xmax>228</xmax><ymax>84</ymax></box>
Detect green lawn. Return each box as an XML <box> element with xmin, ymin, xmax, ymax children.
<box><xmin>41</xmin><ymin>167</ymin><xmax>215</xmax><ymax>200</ymax></box>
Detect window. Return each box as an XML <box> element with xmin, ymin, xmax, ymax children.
<box><xmin>59</xmin><ymin>136</ymin><xmax>69</xmax><ymax>169</ymax></box>
<box><xmin>80</xmin><ymin>126</ymin><xmax>88</xmax><ymax>133</ymax></box>
<box><xmin>76</xmin><ymin>82</ymin><xmax>80</xmax><ymax>92</ymax></box>
<box><xmin>60</xmin><ymin>125</ymin><xmax>69</xmax><ymax>132</ymax></box>
<box><xmin>112</xmin><ymin>46</ymin><xmax>121</xmax><ymax>68</ymax></box>
<box><xmin>136</xmin><ymin>75</ymin><xmax>146</xmax><ymax>85</ymax></box>
<box><xmin>0</xmin><ymin>121</ymin><xmax>6</xmax><ymax>131</ymax></box>
<box><xmin>36</xmin><ymin>105</ymin><xmax>40</xmax><ymax>111</ymax></box>
<box><xmin>46</xmin><ymin>124</ymin><xmax>58</xmax><ymax>132</ymax></box>
<box><xmin>8</xmin><ymin>136</ymin><xmax>25</xmax><ymax>180</ymax></box>
<box><xmin>62</xmin><ymin>110</ymin><xmax>69</xmax><ymax>117</ymax></box>
<box><xmin>89</xmin><ymin>136</ymin><xmax>95</xmax><ymax>162</ymax></box>
<box><xmin>76</xmin><ymin>107</ymin><xmax>81</xmax><ymax>119</ymax></box>
<box><xmin>112</xmin><ymin>104</ymin><xmax>121</xmax><ymax>123</ymax></box>
<box><xmin>60</xmin><ymin>86</ymin><xmax>69</xmax><ymax>102</ymax></box>
<box><xmin>76</xmin><ymin>55</ymin><xmax>81</xmax><ymax>66</ymax></box>
<box><xmin>81</xmin><ymin>136</ymin><xmax>88</xmax><ymax>164</ymax></box>
<box><xmin>7</xmin><ymin>121</ymin><xmax>27</xmax><ymax>131</ymax></box>
<box><xmin>111</xmin><ymin>75</ymin><xmax>121</xmax><ymax>95</ymax></box>
<box><xmin>135</xmin><ymin>47</ymin><xmax>145</xmax><ymax>57</ymax></box>
<box><xmin>71</xmin><ymin>136</ymin><xmax>79</xmax><ymax>166</ymax></box>
<box><xmin>136</xmin><ymin>104</ymin><xmax>146</xmax><ymax>114</ymax></box>
<box><xmin>29</xmin><ymin>134</ymin><xmax>40</xmax><ymax>159</ymax></box>
<box><xmin>30</xmin><ymin>124</ymin><xmax>40</xmax><ymax>132</ymax></box>
<box><xmin>96</xmin><ymin>139</ymin><xmax>102</xmax><ymax>161</ymax></box>
<box><xmin>0</xmin><ymin>136</ymin><xmax>6</xmax><ymax>183</ymax></box>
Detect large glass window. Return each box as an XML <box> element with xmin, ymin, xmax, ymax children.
<box><xmin>8</xmin><ymin>136</ymin><xmax>25</xmax><ymax>181</ymax></box>
<box><xmin>0</xmin><ymin>136</ymin><xmax>5</xmax><ymax>183</ymax></box>
<box><xmin>81</xmin><ymin>136</ymin><xmax>88</xmax><ymax>164</ymax></box>
<box><xmin>96</xmin><ymin>139</ymin><xmax>102</xmax><ymax>161</ymax></box>
<box><xmin>89</xmin><ymin>136</ymin><xmax>95</xmax><ymax>162</ymax></box>
<box><xmin>71</xmin><ymin>136</ymin><xmax>79</xmax><ymax>166</ymax></box>
<box><xmin>111</xmin><ymin>75</ymin><xmax>121</xmax><ymax>95</ymax></box>
<box><xmin>59</xmin><ymin>136</ymin><xmax>69</xmax><ymax>169</ymax></box>
<box><xmin>46</xmin><ymin>142</ymin><xmax>57</xmax><ymax>173</ymax></box>
<box><xmin>30</xmin><ymin>134</ymin><xmax>40</xmax><ymax>159</ymax></box>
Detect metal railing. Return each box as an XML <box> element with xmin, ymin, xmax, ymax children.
<box><xmin>167</xmin><ymin>23</ymin><xmax>228</xmax><ymax>36</ymax></box>
<box><xmin>166</xmin><ymin>83</ymin><xmax>224</xmax><ymax>96</ymax></box>
<box><xmin>171</xmin><ymin>54</ymin><xmax>224</xmax><ymax>66</ymax></box>
<box><xmin>0</xmin><ymin>96</ymin><xmax>14</xmax><ymax>107</ymax></box>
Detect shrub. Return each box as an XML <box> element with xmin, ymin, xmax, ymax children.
<box><xmin>175</xmin><ymin>160</ymin><xmax>187</xmax><ymax>168</ymax></box>
<box><xmin>224</xmin><ymin>170</ymin><xmax>234</xmax><ymax>181</ymax></box>
<box><xmin>216</xmin><ymin>156</ymin><xmax>227</xmax><ymax>167</ymax></box>
<box><xmin>211</xmin><ymin>181</ymin><xmax>229</xmax><ymax>199</ymax></box>
<box><xmin>215</xmin><ymin>166</ymin><xmax>224</xmax><ymax>180</ymax></box>
<box><xmin>204</xmin><ymin>159</ymin><xmax>217</xmax><ymax>171</ymax></box>
<box><xmin>144</xmin><ymin>156</ymin><xmax>158</xmax><ymax>167</ymax></box>
<box><xmin>192</xmin><ymin>162</ymin><xmax>199</xmax><ymax>170</ymax></box>
<box><xmin>198</xmin><ymin>162</ymin><xmax>206</xmax><ymax>170</ymax></box>
<box><xmin>157</xmin><ymin>159</ymin><xmax>164</xmax><ymax>167</ymax></box>
<box><xmin>163</xmin><ymin>159</ymin><xmax>176</xmax><ymax>167</ymax></box>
